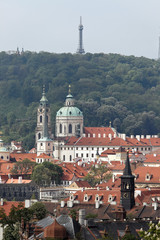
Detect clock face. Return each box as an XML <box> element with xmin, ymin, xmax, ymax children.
<box><xmin>123</xmin><ymin>193</ymin><xmax>129</xmax><ymax>198</ymax></box>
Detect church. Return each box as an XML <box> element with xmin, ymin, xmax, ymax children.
<box><xmin>35</xmin><ymin>86</ymin><xmax>160</xmax><ymax>162</ymax></box>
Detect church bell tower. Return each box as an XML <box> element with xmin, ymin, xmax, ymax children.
<box><xmin>120</xmin><ymin>151</ymin><xmax>135</xmax><ymax>210</ymax></box>
<box><xmin>35</xmin><ymin>86</ymin><xmax>52</xmax><ymax>144</ymax></box>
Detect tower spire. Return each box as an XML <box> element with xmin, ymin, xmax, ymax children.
<box><xmin>123</xmin><ymin>151</ymin><xmax>132</xmax><ymax>176</ymax></box>
<box><xmin>120</xmin><ymin>151</ymin><xmax>135</xmax><ymax>210</ymax></box>
<box><xmin>76</xmin><ymin>16</ymin><xmax>85</xmax><ymax>54</ymax></box>
<box><xmin>68</xmin><ymin>84</ymin><xmax>71</xmax><ymax>94</ymax></box>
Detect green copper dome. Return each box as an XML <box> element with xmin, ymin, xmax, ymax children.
<box><xmin>56</xmin><ymin>106</ymin><xmax>83</xmax><ymax>117</ymax></box>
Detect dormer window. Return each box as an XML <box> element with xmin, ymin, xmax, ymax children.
<box><xmin>108</xmin><ymin>194</ymin><xmax>113</xmax><ymax>202</ymax></box>
<box><xmin>84</xmin><ymin>194</ymin><xmax>88</xmax><ymax>201</ymax></box>
<box><xmin>145</xmin><ymin>173</ymin><xmax>151</xmax><ymax>181</ymax></box>
<box><xmin>95</xmin><ymin>194</ymin><xmax>99</xmax><ymax>201</ymax></box>
<box><xmin>70</xmin><ymin>194</ymin><xmax>74</xmax><ymax>201</ymax></box>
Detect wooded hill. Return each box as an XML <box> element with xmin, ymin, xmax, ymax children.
<box><xmin>0</xmin><ymin>51</ymin><xmax>160</xmax><ymax>150</ymax></box>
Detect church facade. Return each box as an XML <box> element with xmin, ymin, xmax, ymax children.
<box><xmin>35</xmin><ymin>87</ymin><xmax>160</xmax><ymax>162</ymax></box>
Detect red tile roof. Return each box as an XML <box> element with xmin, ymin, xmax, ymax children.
<box><xmin>74</xmin><ymin>180</ymin><xmax>91</xmax><ymax>188</ymax></box>
<box><xmin>10</xmin><ymin>153</ymin><xmax>37</xmax><ymax>162</ymax></box>
<box><xmin>68</xmin><ymin>189</ymin><xmax>121</xmax><ymax>205</ymax></box>
<box><xmin>0</xmin><ymin>201</ymin><xmax>24</xmax><ymax>216</ymax></box>
<box><xmin>6</xmin><ymin>179</ymin><xmax>31</xmax><ymax>184</ymax></box>
<box><xmin>84</xmin><ymin>127</ymin><xmax>115</xmax><ymax>137</ymax></box>
<box><xmin>134</xmin><ymin>166</ymin><xmax>160</xmax><ymax>184</ymax></box>
<box><xmin>59</xmin><ymin>163</ymin><xmax>88</xmax><ymax>181</ymax></box>
<box><xmin>144</xmin><ymin>154</ymin><xmax>160</xmax><ymax>163</ymax></box>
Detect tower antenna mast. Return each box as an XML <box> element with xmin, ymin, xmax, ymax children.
<box><xmin>76</xmin><ymin>16</ymin><xmax>85</xmax><ymax>54</ymax></box>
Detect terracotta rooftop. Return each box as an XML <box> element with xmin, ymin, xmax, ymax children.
<box><xmin>10</xmin><ymin>153</ymin><xmax>37</xmax><ymax>162</ymax></box>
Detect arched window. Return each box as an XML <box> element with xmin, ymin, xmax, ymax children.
<box><xmin>69</xmin><ymin>124</ymin><xmax>72</xmax><ymax>133</ymax></box>
<box><xmin>60</xmin><ymin>124</ymin><xmax>62</xmax><ymax>133</ymax></box>
<box><xmin>40</xmin><ymin>116</ymin><xmax>42</xmax><ymax>123</ymax></box>
<box><xmin>38</xmin><ymin>133</ymin><xmax>41</xmax><ymax>139</ymax></box>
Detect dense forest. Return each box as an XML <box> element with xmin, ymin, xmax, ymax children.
<box><xmin>0</xmin><ymin>51</ymin><xmax>160</xmax><ymax>150</ymax></box>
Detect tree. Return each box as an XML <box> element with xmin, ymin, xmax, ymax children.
<box><xmin>11</xmin><ymin>158</ymin><xmax>37</xmax><ymax>176</ymax></box>
<box><xmin>139</xmin><ymin>221</ymin><xmax>160</xmax><ymax>240</ymax></box>
<box><xmin>0</xmin><ymin>201</ymin><xmax>47</xmax><ymax>240</ymax></box>
<box><xmin>30</xmin><ymin>202</ymin><xmax>47</xmax><ymax>220</ymax></box>
<box><xmin>84</xmin><ymin>164</ymin><xmax>112</xmax><ymax>187</ymax></box>
<box><xmin>31</xmin><ymin>164</ymin><xmax>52</xmax><ymax>187</ymax></box>
<box><xmin>69</xmin><ymin>209</ymin><xmax>77</xmax><ymax>220</ymax></box>
<box><xmin>42</xmin><ymin>161</ymin><xmax>63</xmax><ymax>184</ymax></box>
<box><xmin>3</xmin><ymin>224</ymin><xmax>20</xmax><ymax>240</ymax></box>
<box><xmin>31</xmin><ymin>162</ymin><xmax>63</xmax><ymax>187</ymax></box>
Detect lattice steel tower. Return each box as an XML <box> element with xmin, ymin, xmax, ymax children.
<box><xmin>76</xmin><ymin>16</ymin><xmax>85</xmax><ymax>54</ymax></box>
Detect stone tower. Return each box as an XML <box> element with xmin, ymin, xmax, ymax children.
<box><xmin>55</xmin><ymin>85</ymin><xmax>83</xmax><ymax>138</ymax></box>
<box><xmin>76</xmin><ymin>16</ymin><xmax>85</xmax><ymax>54</ymax></box>
<box><xmin>35</xmin><ymin>86</ymin><xmax>52</xmax><ymax>144</ymax></box>
<box><xmin>120</xmin><ymin>151</ymin><xmax>135</xmax><ymax>210</ymax></box>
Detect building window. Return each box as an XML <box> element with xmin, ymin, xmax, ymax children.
<box><xmin>63</xmin><ymin>155</ymin><xmax>65</xmax><ymax>161</ymax></box>
<box><xmin>41</xmin><ymin>143</ymin><xmax>43</xmax><ymax>146</ymax></box>
<box><xmin>60</xmin><ymin>124</ymin><xmax>62</xmax><ymax>133</ymax></box>
<box><xmin>1</xmin><ymin>156</ymin><xmax>3</xmax><ymax>159</ymax></box>
<box><xmin>48</xmin><ymin>143</ymin><xmax>50</xmax><ymax>146</ymax></box>
<box><xmin>70</xmin><ymin>155</ymin><xmax>72</xmax><ymax>161</ymax></box>
<box><xmin>92</xmin><ymin>154</ymin><xmax>94</xmax><ymax>157</ymax></box>
<box><xmin>38</xmin><ymin>133</ymin><xmax>41</xmax><ymax>139</ymax></box>
<box><xmin>141</xmin><ymin>148</ymin><xmax>143</xmax><ymax>151</ymax></box>
<box><xmin>86</xmin><ymin>153</ymin><xmax>88</xmax><ymax>157</ymax></box>
<box><xmin>69</xmin><ymin>124</ymin><xmax>72</xmax><ymax>133</ymax></box>
<box><xmin>81</xmin><ymin>153</ymin><xmax>83</xmax><ymax>157</ymax></box>
<box><xmin>76</xmin><ymin>147</ymin><xmax>78</xmax><ymax>150</ymax></box>
<box><xmin>92</xmin><ymin>147</ymin><xmax>94</xmax><ymax>150</ymax></box>
<box><xmin>76</xmin><ymin>153</ymin><xmax>78</xmax><ymax>157</ymax></box>
<box><xmin>40</xmin><ymin>115</ymin><xmax>42</xmax><ymax>123</ymax></box>
<box><xmin>86</xmin><ymin>147</ymin><xmax>88</xmax><ymax>150</ymax></box>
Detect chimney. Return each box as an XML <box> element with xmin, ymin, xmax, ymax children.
<box><xmin>18</xmin><ymin>176</ymin><xmax>22</xmax><ymax>183</ymax></box>
<box><xmin>67</xmin><ymin>201</ymin><xmax>73</xmax><ymax>208</ymax></box>
<box><xmin>112</xmin><ymin>175</ymin><xmax>115</xmax><ymax>183</ymax></box>
<box><xmin>95</xmin><ymin>201</ymin><xmax>100</xmax><ymax>209</ymax></box>
<box><xmin>1</xmin><ymin>198</ymin><xmax>3</xmax><ymax>206</ymax></box>
<box><xmin>136</xmin><ymin>135</ymin><xmax>140</xmax><ymax>141</ymax></box>
<box><xmin>146</xmin><ymin>135</ymin><xmax>151</xmax><ymax>139</ymax></box>
<box><xmin>25</xmin><ymin>200</ymin><xmax>31</xmax><ymax>208</ymax></box>
<box><xmin>61</xmin><ymin>201</ymin><xmax>65</xmax><ymax>208</ymax></box>
<box><xmin>152</xmin><ymin>201</ymin><xmax>158</xmax><ymax>211</ymax></box>
<box><xmin>122</xmin><ymin>134</ymin><xmax>126</xmax><ymax>141</ymax></box>
<box><xmin>79</xmin><ymin>209</ymin><xmax>86</xmax><ymax>225</ymax></box>
<box><xmin>108</xmin><ymin>134</ymin><xmax>112</xmax><ymax>141</ymax></box>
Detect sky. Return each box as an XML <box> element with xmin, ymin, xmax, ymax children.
<box><xmin>1</xmin><ymin>0</ymin><xmax>160</xmax><ymax>59</ymax></box>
